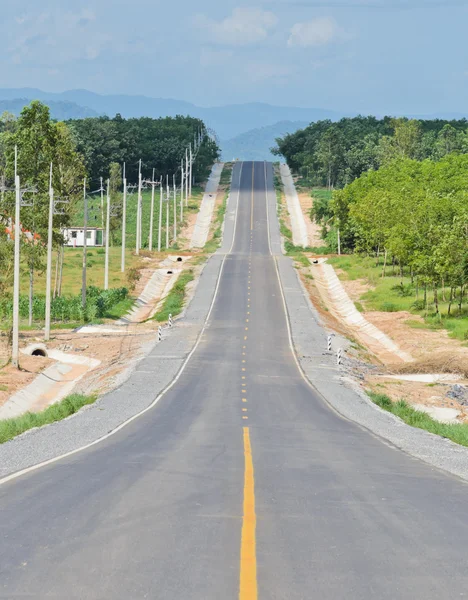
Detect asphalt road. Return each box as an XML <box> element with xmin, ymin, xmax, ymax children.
<box><xmin>2</xmin><ymin>162</ymin><xmax>468</xmax><ymax>599</ymax></box>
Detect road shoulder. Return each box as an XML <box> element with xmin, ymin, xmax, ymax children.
<box><xmin>267</xmin><ymin>164</ymin><xmax>468</xmax><ymax>483</ymax></box>
<box><xmin>0</xmin><ymin>164</ymin><xmax>242</xmax><ymax>482</ymax></box>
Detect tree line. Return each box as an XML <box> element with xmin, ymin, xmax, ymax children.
<box><xmin>0</xmin><ymin>101</ymin><xmax>219</xmax><ymax>307</ymax></box>
<box><xmin>273</xmin><ymin>116</ymin><xmax>468</xmax><ymax>189</ymax></box>
<box><xmin>331</xmin><ymin>154</ymin><xmax>468</xmax><ymax>314</ymax></box>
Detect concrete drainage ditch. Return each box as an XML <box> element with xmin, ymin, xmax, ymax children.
<box><xmin>0</xmin><ymin>346</ymin><xmax>100</xmax><ymax>420</ymax></box>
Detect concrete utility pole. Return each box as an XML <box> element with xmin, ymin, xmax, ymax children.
<box><xmin>100</xmin><ymin>177</ymin><xmax>104</xmax><ymax>228</ymax></box>
<box><xmin>121</xmin><ymin>163</ymin><xmax>127</xmax><ymax>273</ymax></box>
<box><xmin>189</xmin><ymin>144</ymin><xmax>193</xmax><ymax>199</ymax></box>
<box><xmin>105</xmin><ymin>180</ymin><xmax>110</xmax><ymax>290</ymax></box>
<box><xmin>149</xmin><ymin>168</ymin><xmax>155</xmax><ymax>251</ymax></box>
<box><xmin>45</xmin><ymin>164</ymin><xmax>54</xmax><ymax>342</ymax></box>
<box><xmin>185</xmin><ymin>149</ymin><xmax>189</xmax><ymax>207</ymax></box>
<box><xmin>12</xmin><ymin>146</ymin><xmax>20</xmax><ymax>368</ymax></box>
<box><xmin>158</xmin><ymin>176</ymin><xmax>163</xmax><ymax>252</ymax></box>
<box><xmin>173</xmin><ymin>173</ymin><xmax>177</xmax><ymax>241</ymax></box>
<box><xmin>82</xmin><ymin>177</ymin><xmax>87</xmax><ymax>310</ymax></box>
<box><xmin>166</xmin><ymin>175</ymin><xmax>169</xmax><ymax>249</ymax></box>
<box><xmin>180</xmin><ymin>159</ymin><xmax>184</xmax><ymax>221</ymax></box>
<box><xmin>136</xmin><ymin>159</ymin><xmax>142</xmax><ymax>254</ymax></box>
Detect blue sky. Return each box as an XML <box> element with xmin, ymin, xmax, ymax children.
<box><xmin>1</xmin><ymin>0</ymin><xmax>468</xmax><ymax>114</ymax></box>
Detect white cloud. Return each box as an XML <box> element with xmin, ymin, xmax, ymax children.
<box><xmin>195</xmin><ymin>7</ymin><xmax>278</xmax><ymax>46</ymax></box>
<box><xmin>7</xmin><ymin>9</ymin><xmax>106</xmax><ymax>66</ymax></box>
<box><xmin>288</xmin><ymin>17</ymin><xmax>339</xmax><ymax>48</ymax></box>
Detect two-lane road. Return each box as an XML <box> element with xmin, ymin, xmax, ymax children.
<box><xmin>1</xmin><ymin>162</ymin><xmax>468</xmax><ymax>599</ymax></box>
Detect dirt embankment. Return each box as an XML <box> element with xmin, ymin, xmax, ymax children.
<box><xmin>299</xmin><ymin>265</ymin><xmax>468</xmax><ymax>421</ymax></box>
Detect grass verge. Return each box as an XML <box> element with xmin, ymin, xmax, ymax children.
<box><xmin>329</xmin><ymin>254</ymin><xmax>468</xmax><ymax>341</ymax></box>
<box><xmin>369</xmin><ymin>391</ymin><xmax>468</xmax><ymax>448</ymax></box>
<box><xmin>154</xmin><ymin>269</ymin><xmax>195</xmax><ymax>322</ymax></box>
<box><xmin>0</xmin><ymin>393</ymin><xmax>97</xmax><ymax>445</ymax></box>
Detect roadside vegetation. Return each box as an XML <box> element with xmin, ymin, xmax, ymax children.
<box><xmin>0</xmin><ymin>101</ymin><xmax>220</xmax><ymax>344</ymax></box>
<box><xmin>0</xmin><ymin>393</ymin><xmax>97</xmax><ymax>444</ymax></box>
<box><xmin>369</xmin><ymin>392</ymin><xmax>468</xmax><ymax>448</ymax></box>
<box><xmin>203</xmin><ymin>162</ymin><xmax>233</xmax><ymax>254</ymax></box>
<box><xmin>276</xmin><ymin>117</ymin><xmax>468</xmax><ymax>340</ymax></box>
<box><xmin>154</xmin><ymin>269</ymin><xmax>195</xmax><ymax>322</ymax></box>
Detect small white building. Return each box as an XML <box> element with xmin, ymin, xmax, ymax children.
<box><xmin>62</xmin><ymin>227</ymin><xmax>104</xmax><ymax>248</ymax></box>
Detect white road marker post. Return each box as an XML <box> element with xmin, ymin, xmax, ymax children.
<box><xmin>12</xmin><ymin>146</ymin><xmax>21</xmax><ymax>368</ymax></box>
<box><xmin>45</xmin><ymin>164</ymin><xmax>54</xmax><ymax>342</ymax></box>
<box><xmin>158</xmin><ymin>326</ymin><xmax>162</xmax><ymax>342</ymax></box>
<box><xmin>149</xmin><ymin>167</ymin><xmax>155</xmax><ymax>251</ymax></box>
<box><xmin>337</xmin><ymin>348</ymin><xmax>343</xmax><ymax>366</ymax></box>
<box><xmin>121</xmin><ymin>163</ymin><xmax>127</xmax><ymax>273</ymax></box>
<box><xmin>327</xmin><ymin>335</ymin><xmax>332</xmax><ymax>352</ymax></box>
<box><xmin>169</xmin><ymin>313</ymin><xmax>173</xmax><ymax>328</ymax></box>
<box><xmin>104</xmin><ymin>180</ymin><xmax>110</xmax><ymax>290</ymax></box>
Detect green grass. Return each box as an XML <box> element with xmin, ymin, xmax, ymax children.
<box><xmin>203</xmin><ymin>184</ymin><xmax>230</xmax><ymax>253</ymax></box>
<box><xmin>311</xmin><ymin>188</ymin><xmax>332</xmax><ymax>202</ymax></box>
<box><xmin>103</xmin><ymin>297</ymin><xmax>135</xmax><ymax>320</ymax></box>
<box><xmin>369</xmin><ymin>391</ymin><xmax>468</xmax><ymax>448</ymax></box>
<box><xmin>220</xmin><ymin>162</ymin><xmax>234</xmax><ymax>186</ymax></box>
<box><xmin>0</xmin><ymin>394</ymin><xmax>97</xmax><ymax>444</ymax></box>
<box><xmin>329</xmin><ymin>254</ymin><xmax>468</xmax><ymax>341</ymax></box>
<box><xmin>154</xmin><ymin>270</ymin><xmax>195</xmax><ymax>322</ymax></box>
<box><xmin>16</xmin><ymin>247</ymin><xmax>141</xmax><ymax>297</ymax></box>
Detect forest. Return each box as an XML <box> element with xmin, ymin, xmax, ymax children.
<box><xmin>0</xmin><ymin>101</ymin><xmax>220</xmax><ymax>313</ymax></box>
<box><xmin>275</xmin><ymin>117</ymin><xmax>468</xmax><ymax>318</ymax></box>
<box><xmin>273</xmin><ymin>116</ymin><xmax>468</xmax><ymax>189</ymax></box>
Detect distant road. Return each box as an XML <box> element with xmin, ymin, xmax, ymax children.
<box><xmin>1</xmin><ymin>162</ymin><xmax>468</xmax><ymax>599</ymax></box>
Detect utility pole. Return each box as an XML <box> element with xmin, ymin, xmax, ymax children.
<box><xmin>173</xmin><ymin>173</ymin><xmax>177</xmax><ymax>241</ymax></box>
<box><xmin>12</xmin><ymin>146</ymin><xmax>20</xmax><ymax>368</ymax></box>
<box><xmin>158</xmin><ymin>175</ymin><xmax>163</xmax><ymax>252</ymax></box>
<box><xmin>121</xmin><ymin>163</ymin><xmax>127</xmax><ymax>273</ymax></box>
<box><xmin>105</xmin><ymin>180</ymin><xmax>110</xmax><ymax>290</ymax></box>
<box><xmin>82</xmin><ymin>177</ymin><xmax>87</xmax><ymax>310</ymax></box>
<box><xmin>45</xmin><ymin>163</ymin><xmax>54</xmax><ymax>342</ymax></box>
<box><xmin>100</xmin><ymin>176</ymin><xmax>104</xmax><ymax>228</ymax></box>
<box><xmin>180</xmin><ymin>159</ymin><xmax>185</xmax><ymax>221</ymax></box>
<box><xmin>136</xmin><ymin>159</ymin><xmax>142</xmax><ymax>254</ymax></box>
<box><xmin>149</xmin><ymin>168</ymin><xmax>155</xmax><ymax>251</ymax></box>
<box><xmin>166</xmin><ymin>175</ymin><xmax>169</xmax><ymax>249</ymax></box>
<box><xmin>185</xmin><ymin>148</ymin><xmax>189</xmax><ymax>206</ymax></box>
<box><xmin>189</xmin><ymin>143</ymin><xmax>193</xmax><ymax>199</ymax></box>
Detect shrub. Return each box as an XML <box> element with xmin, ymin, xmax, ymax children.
<box><xmin>380</xmin><ymin>302</ymin><xmax>399</xmax><ymax>312</ymax></box>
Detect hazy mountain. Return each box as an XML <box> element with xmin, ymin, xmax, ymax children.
<box><xmin>0</xmin><ymin>88</ymin><xmax>344</xmax><ymax>138</ymax></box>
<box><xmin>0</xmin><ymin>98</ymin><xmax>98</xmax><ymax>120</ymax></box>
<box><xmin>221</xmin><ymin>121</ymin><xmax>309</xmax><ymax>161</ymax></box>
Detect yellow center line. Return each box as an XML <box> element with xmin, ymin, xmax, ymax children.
<box><xmin>239</xmin><ymin>427</ymin><xmax>257</xmax><ymax>599</ymax></box>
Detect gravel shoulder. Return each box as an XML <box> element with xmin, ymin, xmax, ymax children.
<box><xmin>266</xmin><ymin>163</ymin><xmax>468</xmax><ymax>483</ymax></box>
<box><xmin>0</xmin><ymin>164</ymin><xmax>241</xmax><ymax>481</ymax></box>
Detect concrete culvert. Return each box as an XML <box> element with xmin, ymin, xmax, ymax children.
<box><xmin>32</xmin><ymin>348</ymin><xmax>47</xmax><ymax>357</ymax></box>
<box><xmin>22</xmin><ymin>343</ymin><xmax>48</xmax><ymax>358</ymax></box>
<box><xmin>167</xmin><ymin>271</ymin><xmax>173</xmax><ymax>275</ymax></box>
<box><xmin>177</xmin><ymin>257</ymin><xmax>183</xmax><ymax>262</ymax></box>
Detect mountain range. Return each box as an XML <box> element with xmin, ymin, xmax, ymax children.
<box><xmin>2</xmin><ymin>88</ymin><xmax>466</xmax><ymax>161</ymax></box>
<box><xmin>0</xmin><ymin>88</ymin><xmax>343</xmax><ymax>141</ymax></box>
<box><xmin>221</xmin><ymin>121</ymin><xmax>309</xmax><ymax>162</ymax></box>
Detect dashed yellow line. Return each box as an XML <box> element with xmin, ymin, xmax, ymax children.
<box><xmin>239</xmin><ymin>427</ymin><xmax>257</xmax><ymax>599</ymax></box>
